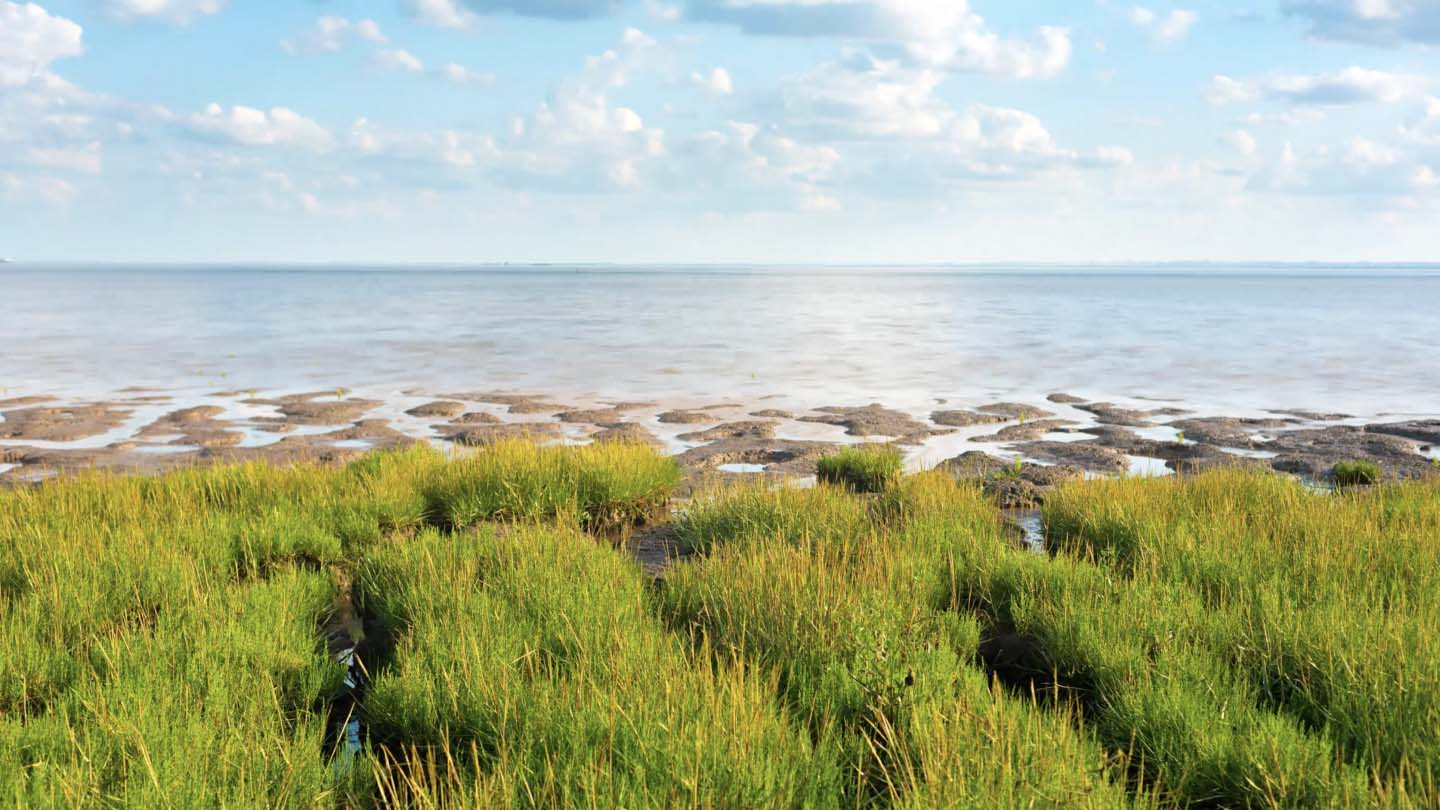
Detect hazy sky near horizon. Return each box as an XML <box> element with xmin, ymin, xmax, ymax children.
<box><xmin>2</xmin><ymin>0</ymin><xmax>1439</xmax><ymax>263</ymax></box>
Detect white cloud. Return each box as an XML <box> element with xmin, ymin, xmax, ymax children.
<box><xmin>498</xmin><ymin>28</ymin><xmax>665</xmax><ymax>191</ymax></box>
<box><xmin>1</xmin><ymin>171</ymin><xmax>77</xmax><ymax>204</ymax></box>
<box><xmin>683</xmin><ymin>0</ymin><xmax>1070</xmax><ymax>79</ymax></box>
<box><xmin>350</xmin><ymin>117</ymin><xmax>498</xmax><ymax>167</ymax></box>
<box><xmin>681</xmin><ymin>120</ymin><xmax>840</xmax><ymax>210</ymax></box>
<box><xmin>406</xmin><ymin>0</ymin><xmax>619</xmax><ymax>23</ymax></box>
<box><xmin>403</xmin><ymin>0</ymin><xmax>479</xmax><ymax>28</ymax></box>
<box><xmin>26</xmin><ymin>141</ymin><xmax>103</xmax><ymax>173</ymax></box>
<box><xmin>644</xmin><ymin>0</ymin><xmax>680</xmax><ymax>20</ymax></box>
<box><xmin>187</xmin><ymin>103</ymin><xmax>333</xmax><ymax>151</ymax></box>
<box><xmin>441</xmin><ymin>62</ymin><xmax>495</xmax><ymax>85</ymax></box>
<box><xmin>281</xmin><ymin>16</ymin><xmax>386</xmax><ymax>55</ymax></box>
<box><xmin>1282</xmin><ymin>0</ymin><xmax>1440</xmax><ymax>46</ymax></box>
<box><xmin>1209</xmin><ymin>66</ymin><xmax>1425</xmax><ymax>106</ymax></box>
<box><xmin>1131</xmin><ymin>6</ymin><xmax>1198</xmax><ymax>42</ymax></box>
<box><xmin>1248</xmin><ymin>135</ymin><xmax>1439</xmax><ymax>199</ymax></box>
<box><xmin>782</xmin><ymin>56</ymin><xmax>952</xmax><ymax>139</ymax></box>
<box><xmin>690</xmin><ymin>66</ymin><xmax>733</xmax><ymax>96</ymax></box>
<box><xmin>98</xmin><ymin>0</ymin><xmax>226</xmax><ymax>24</ymax></box>
<box><xmin>0</xmin><ymin>1</ymin><xmax>84</xmax><ymax>87</ymax></box>
<box><xmin>1221</xmin><ymin>129</ymin><xmax>1258</xmax><ymax>155</ymax></box>
<box><xmin>779</xmin><ymin>54</ymin><xmax>1130</xmax><ymax>190</ymax></box>
<box><xmin>375</xmin><ymin>48</ymin><xmax>426</xmax><ymax>74</ymax></box>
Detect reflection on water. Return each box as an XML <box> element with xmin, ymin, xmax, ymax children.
<box><xmin>3</xmin><ymin>264</ymin><xmax>1438</xmax><ymax>414</ymax></box>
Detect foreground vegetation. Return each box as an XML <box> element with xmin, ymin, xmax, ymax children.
<box><xmin>0</xmin><ymin>440</ymin><xmax>1435</xmax><ymax>807</ymax></box>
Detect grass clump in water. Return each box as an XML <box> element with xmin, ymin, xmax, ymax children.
<box><xmin>423</xmin><ymin>438</ymin><xmax>680</xmax><ymax>531</ymax></box>
<box><xmin>1332</xmin><ymin>459</ymin><xmax>1381</xmax><ymax>487</ymax></box>
<box><xmin>816</xmin><ymin>444</ymin><xmax>902</xmax><ymax>493</ymax></box>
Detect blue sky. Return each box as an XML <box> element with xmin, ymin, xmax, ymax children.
<box><xmin>2</xmin><ymin>0</ymin><xmax>1438</xmax><ymax>263</ymax></box>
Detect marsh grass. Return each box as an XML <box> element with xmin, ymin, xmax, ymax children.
<box><xmin>662</xmin><ymin>474</ymin><xmax>1150</xmax><ymax>809</ymax></box>
<box><xmin>1041</xmin><ymin>469</ymin><xmax>1440</xmax><ymax>806</ymax></box>
<box><xmin>356</xmin><ymin>525</ymin><xmax>836</xmax><ymax>808</ymax></box>
<box><xmin>816</xmin><ymin>445</ymin><xmax>903</xmax><ymax>493</ymax></box>
<box><xmin>2</xmin><ymin>443</ymin><xmax>1437</xmax><ymax>809</ymax></box>
<box><xmin>1332</xmin><ymin>459</ymin><xmax>1381</xmax><ymax>487</ymax></box>
<box><xmin>421</xmin><ymin>438</ymin><xmax>681</xmax><ymax>531</ymax></box>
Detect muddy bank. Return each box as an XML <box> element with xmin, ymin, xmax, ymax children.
<box><xmin>3</xmin><ymin>386</ymin><xmax>1437</xmax><ymax>487</ymax></box>
<box><xmin>0</xmin><ymin>403</ymin><xmax>132</xmax><ymax>442</ymax></box>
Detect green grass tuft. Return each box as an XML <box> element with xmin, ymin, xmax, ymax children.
<box><xmin>1332</xmin><ymin>459</ymin><xmax>1381</xmax><ymax>487</ymax></box>
<box><xmin>816</xmin><ymin>444</ymin><xmax>903</xmax><ymax>493</ymax></box>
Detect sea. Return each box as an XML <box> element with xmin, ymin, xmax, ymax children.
<box><xmin>2</xmin><ymin>263</ymin><xmax>1437</xmax><ymax>417</ymax></box>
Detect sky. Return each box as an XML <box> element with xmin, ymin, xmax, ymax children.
<box><xmin>1</xmin><ymin>0</ymin><xmax>1439</xmax><ymax>263</ymax></box>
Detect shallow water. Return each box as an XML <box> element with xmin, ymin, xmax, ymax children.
<box><xmin>3</xmin><ymin>264</ymin><xmax>1438</xmax><ymax>415</ymax></box>
<box><xmin>717</xmin><ymin>463</ymin><xmax>768</xmax><ymax>474</ymax></box>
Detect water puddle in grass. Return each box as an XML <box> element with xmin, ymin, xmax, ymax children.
<box><xmin>329</xmin><ymin>645</ymin><xmax>364</xmax><ymax>776</ymax></box>
<box><xmin>1003</xmin><ymin>509</ymin><xmax>1046</xmax><ymax>554</ymax></box>
<box><xmin>1218</xmin><ymin>446</ymin><xmax>1280</xmax><ymax>460</ymax></box>
<box><xmin>331</xmin><ymin>439</ymin><xmax>373</xmax><ymax>450</ymax></box>
<box><xmin>133</xmin><ymin>444</ymin><xmax>198</xmax><ymax>455</ymax></box>
<box><xmin>717</xmin><ymin>463</ymin><xmax>767</xmax><ymax>474</ymax></box>
<box><xmin>0</xmin><ymin>463</ymin><xmax>16</xmax><ymax>476</ymax></box>
<box><xmin>1125</xmin><ymin>455</ymin><xmax>1173</xmax><ymax>477</ymax></box>
<box><xmin>323</xmin><ymin>575</ymin><xmax>368</xmax><ymax>776</ymax></box>
<box><xmin>1039</xmin><ymin>431</ymin><xmax>1093</xmax><ymax>443</ymax></box>
<box><xmin>1131</xmin><ymin>425</ymin><xmax>1181</xmax><ymax>443</ymax></box>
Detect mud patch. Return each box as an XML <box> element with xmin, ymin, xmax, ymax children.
<box><xmin>435</xmin><ymin>421</ymin><xmax>562</xmax><ymax>446</ymax></box>
<box><xmin>931</xmin><ymin>410</ymin><xmax>1009</xmax><ymax>428</ymax></box>
<box><xmin>245</xmin><ymin>392</ymin><xmax>381</xmax><ymax>426</ymax></box>
<box><xmin>0</xmin><ymin>403</ymin><xmax>133</xmax><ymax>442</ymax></box>
<box><xmin>802</xmin><ymin>404</ymin><xmax>951</xmax><ymax>445</ymax></box>
<box><xmin>404</xmin><ymin>401</ymin><xmax>467</xmax><ymax>419</ymax></box>
<box><xmin>678</xmin><ymin>421</ymin><xmax>777</xmax><ymax>442</ymax></box>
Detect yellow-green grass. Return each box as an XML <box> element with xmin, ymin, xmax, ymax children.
<box><xmin>422</xmin><ymin>439</ymin><xmax>681</xmax><ymax>531</ymax></box>
<box><xmin>2</xmin><ymin>442</ymin><xmax>1438</xmax><ymax>809</ymax></box>
<box><xmin>816</xmin><ymin>445</ymin><xmax>903</xmax><ymax>493</ymax></box>
<box><xmin>662</xmin><ymin>474</ymin><xmax>1151</xmax><ymax>809</ymax></box>
<box><xmin>0</xmin><ymin>448</ymin><xmax>445</xmax><ymax>806</ymax></box>
<box><xmin>0</xmin><ymin>440</ymin><xmax>681</xmax><ymax>807</ymax></box>
<box><xmin>355</xmin><ymin>525</ymin><xmax>837</xmax><ymax>808</ymax></box>
<box><xmin>1042</xmin><ymin>470</ymin><xmax>1440</xmax><ymax>803</ymax></box>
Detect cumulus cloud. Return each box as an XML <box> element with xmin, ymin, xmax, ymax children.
<box><xmin>1248</xmin><ymin>135</ymin><xmax>1440</xmax><ymax>199</ymax></box>
<box><xmin>281</xmin><ymin>16</ymin><xmax>386</xmax><ymax>55</ymax></box>
<box><xmin>1131</xmin><ymin>6</ymin><xmax>1198</xmax><ymax>42</ymax></box>
<box><xmin>499</xmin><ymin>28</ymin><xmax>665</xmax><ymax>191</ymax></box>
<box><xmin>403</xmin><ymin>0</ymin><xmax>479</xmax><ymax>28</ymax></box>
<box><xmin>26</xmin><ymin>141</ymin><xmax>103</xmax><ymax>173</ymax></box>
<box><xmin>0</xmin><ymin>1</ymin><xmax>84</xmax><ymax>87</ymax></box>
<box><xmin>680</xmin><ymin>120</ymin><xmax>841</xmax><ymax>210</ymax></box>
<box><xmin>777</xmin><ymin>53</ymin><xmax>1130</xmax><ymax>190</ymax></box>
<box><xmin>1</xmin><ymin>171</ymin><xmax>77</xmax><ymax>204</ymax></box>
<box><xmin>350</xmin><ymin>117</ymin><xmax>498</xmax><ymax>167</ymax></box>
<box><xmin>394</xmin><ymin>0</ymin><xmax>1069</xmax><ymax>79</ymax></box>
<box><xmin>98</xmin><ymin>0</ymin><xmax>227</xmax><ymax>24</ymax></box>
<box><xmin>1208</xmin><ymin>66</ymin><xmax>1426</xmax><ymax>106</ymax></box>
<box><xmin>690</xmin><ymin>67</ymin><xmax>733</xmax><ymax>96</ymax></box>
<box><xmin>1282</xmin><ymin>0</ymin><xmax>1440</xmax><ymax>46</ymax></box>
<box><xmin>782</xmin><ymin>56</ymin><xmax>952</xmax><ymax>139</ymax></box>
<box><xmin>686</xmin><ymin>0</ymin><xmax>1070</xmax><ymax>79</ymax></box>
<box><xmin>374</xmin><ymin>49</ymin><xmax>426</xmax><ymax>74</ymax></box>
<box><xmin>1221</xmin><ymin>129</ymin><xmax>1258</xmax><ymax>155</ymax></box>
<box><xmin>442</xmin><ymin>63</ymin><xmax>495</xmax><ymax>85</ymax></box>
<box><xmin>405</xmin><ymin>0</ymin><xmax>620</xmax><ymax>23</ymax></box>
<box><xmin>187</xmin><ymin>103</ymin><xmax>333</xmax><ymax>150</ymax></box>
